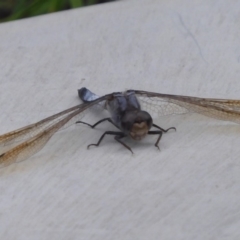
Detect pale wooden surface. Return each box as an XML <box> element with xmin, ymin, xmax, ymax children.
<box><xmin>1</xmin><ymin>0</ymin><xmax>240</xmax><ymax>239</ymax></box>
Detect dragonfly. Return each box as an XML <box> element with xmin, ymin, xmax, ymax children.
<box><xmin>1</xmin><ymin>87</ymin><xmax>240</xmax><ymax>168</ymax></box>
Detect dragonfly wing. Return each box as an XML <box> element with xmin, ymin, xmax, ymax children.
<box><xmin>0</xmin><ymin>94</ymin><xmax>112</xmax><ymax>167</ymax></box>
<box><xmin>0</xmin><ymin>104</ymin><xmax>83</xmax><ymax>147</ymax></box>
<box><xmin>135</xmin><ymin>90</ymin><xmax>240</xmax><ymax>124</ymax></box>
<box><xmin>0</xmin><ymin>109</ymin><xmax>84</xmax><ymax>168</ymax></box>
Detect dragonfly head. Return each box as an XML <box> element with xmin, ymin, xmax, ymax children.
<box><xmin>122</xmin><ymin>110</ymin><xmax>152</xmax><ymax>140</ymax></box>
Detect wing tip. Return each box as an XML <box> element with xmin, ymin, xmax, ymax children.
<box><xmin>0</xmin><ymin>153</ymin><xmax>8</xmax><ymax>168</ymax></box>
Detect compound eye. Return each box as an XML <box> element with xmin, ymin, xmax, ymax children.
<box><xmin>121</xmin><ymin>111</ymin><xmax>137</xmax><ymax>131</ymax></box>
<box><xmin>136</xmin><ymin>111</ymin><xmax>153</xmax><ymax>129</ymax></box>
<box><xmin>121</xmin><ymin>120</ymin><xmax>132</xmax><ymax>131</ymax></box>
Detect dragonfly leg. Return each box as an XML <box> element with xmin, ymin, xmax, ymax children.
<box><xmin>148</xmin><ymin>131</ymin><xmax>163</xmax><ymax>150</ymax></box>
<box><xmin>152</xmin><ymin>123</ymin><xmax>176</xmax><ymax>133</ymax></box>
<box><xmin>76</xmin><ymin>118</ymin><xmax>115</xmax><ymax>129</ymax></box>
<box><xmin>114</xmin><ymin>135</ymin><xmax>133</xmax><ymax>154</ymax></box>
<box><xmin>87</xmin><ymin>131</ymin><xmax>129</xmax><ymax>151</ymax></box>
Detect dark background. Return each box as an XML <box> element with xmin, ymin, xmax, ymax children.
<box><xmin>0</xmin><ymin>0</ymin><xmax>116</xmax><ymax>22</ymax></box>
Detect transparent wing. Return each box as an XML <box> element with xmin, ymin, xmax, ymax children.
<box><xmin>0</xmin><ymin>94</ymin><xmax>112</xmax><ymax>167</ymax></box>
<box><xmin>0</xmin><ymin>109</ymin><xmax>82</xmax><ymax>168</ymax></box>
<box><xmin>0</xmin><ymin>104</ymin><xmax>83</xmax><ymax>147</ymax></box>
<box><xmin>135</xmin><ymin>90</ymin><xmax>240</xmax><ymax>124</ymax></box>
